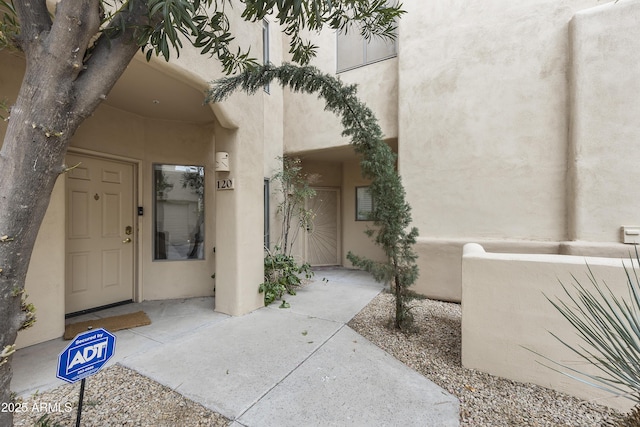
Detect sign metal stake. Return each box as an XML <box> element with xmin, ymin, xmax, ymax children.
<box><xmin>75</xmin><ymin>326</ymin><xmax>91</xmax><ymax>427</ymax></box>
<box><xmin>75</xmin><ymin>377</ymin><xmax>86</xmax><ymax>427</ymax></box>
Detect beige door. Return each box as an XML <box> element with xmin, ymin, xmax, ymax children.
<box><xmin>305</xmin><ymin>188</ymin><xmax>340</xmax><ymax>266</ymax></box>
<box><xmin>65</xmin><ymin>154</ymin><xmax>135</xmax><ymax>314</ymax></box>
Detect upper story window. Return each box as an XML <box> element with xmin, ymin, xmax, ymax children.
<box><xmin>337</xmin><ymin>26</ymin><xmax>397</xmax><ymax>72</ymax></box>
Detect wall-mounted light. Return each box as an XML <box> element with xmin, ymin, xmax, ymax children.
<box><xmin>215</xmin><ymin>152</ymin><xmax>230</xmax><ymax>172</ymax></box>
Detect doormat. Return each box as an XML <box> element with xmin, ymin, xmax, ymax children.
<box><xmin>64</xmin><ymin>311</ymin><xmax>151</xmax><ymax>340</ymax></box>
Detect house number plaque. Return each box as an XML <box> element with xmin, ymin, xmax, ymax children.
<box><xmin>216</xmin><ymin>178</ymin><xmax>234</xmax><ymax>191</ymax></box>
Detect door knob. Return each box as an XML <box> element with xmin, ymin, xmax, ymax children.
<box><xmin>123</xmin><ymin>238</ymin><xmax>132</xmax><ymax>243</ymax></box>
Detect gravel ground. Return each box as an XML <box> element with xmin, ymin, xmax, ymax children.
<box><xmin>12</xmin><ymin>292</ymin><xmax>625</xmax><ymax>426</ymax></box>
<box><xmin>349</xmin><ymin>292</ymin><xmax>624</xmax><ymax>427</ymax></box>
<box><xmin>12</xmin><ymin>365</ymin><xmax>230</xmax><ymax>426</ymax></box>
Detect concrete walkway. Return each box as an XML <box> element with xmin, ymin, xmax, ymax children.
<box><xmin>12</xmin><ymin>268</ymin><xmax>459</xmax><ymax>426</ymax></box>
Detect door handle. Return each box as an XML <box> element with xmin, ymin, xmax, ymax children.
<box><xmin>123</xmin><ymin>238</ymin><xmax>132</xmax><ymax>243</ymax></box>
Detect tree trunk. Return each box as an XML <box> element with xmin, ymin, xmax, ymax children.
<box><xmin>0</xmin><ymin>78</ymin><xmax>69</xmax><ymax>425</ymax></box>
<box><xmin>0</xmin><ymin>1</ymin><xmax>151</xmax><ymax>423</ymax></box>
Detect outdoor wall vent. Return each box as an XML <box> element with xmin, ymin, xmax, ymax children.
<box><xmin>622</xmin><ymin>226</ymin><xmax>640</xmax><ymax>244</ymax></box>
<box><xmin>215</xmin><ymin>152</ymin><xmax>230</xmax><ymax>172</ymax></box>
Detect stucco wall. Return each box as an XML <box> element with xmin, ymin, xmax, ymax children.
<box><xmin>414</xmin><ymin>238</ymin><xmax>562</xmax><ymax>302</ymax></box>
<box><xmin>568</xmin><ymin>0</ymin><xmax>640</xmax><ymax>242</ymax></box>
<box><xmin>283</xmin><ymin>29</ymin><xmax>345</xmax><ymax>154</ymax></box>
<box><xmin>213</xmin><ymin>114</ymin><xmax>266</xmax><ymax>315</ymax></box>
<box><xmin>339</xmin><ymin>59</ymin><xmax>398</xmax><ymax>141</ymax></box>
<box><xmin>462</xmin><ymin>243</ymin><xmax>634</xmax><ymax>412</ymax></box>
<box><xmin>284</xmin><ymin>30</ymin><xmax>398</xmax><ymax>154</ymax></box>
<box><xmin>282</xmin><ymin>0</ymin><xmax>637</xmax><ymax>302</ymax></box>
<box><xmin>398</xmin><ymin>0</ymin><xmax>601</xmax><ymax>241</ymax></box>
<box><xmin>394</xmin><ymin>0</ymin><xmax>640</xmax><ymax>301</ymax></box>
<box><xmin>0</xmin><ymin>51</ymin><xmax>66</xmax><ymax>348</ymax></box>
<box><xmin>15</xmin><ymin>180</ymin><xmax>66</xmax><ymax>349</ymax></box>
<box><xmin>341</xmin><ymin>159</ymin><xmax>386</xmax><ymax>267</ymax></box>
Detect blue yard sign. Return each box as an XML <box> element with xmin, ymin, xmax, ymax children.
<box><xmin>57</xmin><ymin>328</ymin><xmax>116</xmax><ymax>384</ymax></box>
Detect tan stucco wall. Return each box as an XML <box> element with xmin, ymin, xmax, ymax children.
<box><xmin>283</xmin><ymin>29</ymin><xmax>344</xmax><ymax>154</ymax></box>
<box><xmin>339</xmin><ymin>59</ymin><xmax>398</xmax><ymax>141</ymax></box>
<box><xmin>213</xmin><ymin>110</ymin><xmax>265</xmax><ymax>315</ymax></box>
<box><xmin>398</xmin><ymin>0</ymin><xmax>601</xmax><ymax>241</ymax></box>
<box><xmin>568</xmin><ymin>0</ymin><xmax>640</xmax><ymax>242</ymax></box>
<box><xmin>414</xmin><ymin>238</ymin><xmax>561</xmax><ymax>302</ymax></box>
<box><xmin>462</xmin><ymin>243</ymin><xmax>634</xmax><ymax>412</ymax></box>
<box><xmin>394</xmin><ymin>0</ymin><xmax>640</xmax><ymax>301</ymax></box>
<box><xmin>0</xmin><ymin>51</ymin><xmax>67</xmax><ymax>349</ymax></box>
<box><xmin>282</xmin><ymin>1</ymin><xmax>633</xmax><ymax>302</ymax></box>
<box><xmin>15</xmin><ymin>179</ymin><xmax>66</xmax><ymax>349</ymax></box>
<box><xmin>284</xmin><ymin>30</ymin><xmax>398</xmax><ymax>154</ymax></box>
<box><xmin>341</xmin><ymin>159</ymin><xmax>386</xmax><ymax>267</ymax></box>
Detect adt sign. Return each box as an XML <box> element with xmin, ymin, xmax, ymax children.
<box><xmin>57</xmin><ymin>328</ymin><xmax>116</xmax><ymax>384</ymax></box>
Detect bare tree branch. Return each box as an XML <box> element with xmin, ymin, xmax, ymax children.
<box><xmin>72</xmin><ymin>0</ymin><xmax>155</xmax><ymax>119</ymax></box>
<box><xmin>46</xmin><ymin>0</ymin><xmax>101</xmax><ymax>74</ymax></box>
<box><xmin>13</xmin><ymin>0</ymin><xmax>51</xmax><ymax>52</ymax></box>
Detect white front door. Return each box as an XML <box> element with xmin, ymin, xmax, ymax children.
<box><xmin>65</xmin><ymin>154</ymin><xmax>135</xmax><ymax>314</ymax></box>
<box><xmin>305</xmin><ymin>188</ymin><xmax>340</xmax><ymax>266</ymax></box>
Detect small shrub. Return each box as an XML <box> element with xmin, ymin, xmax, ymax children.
<box><xmin>259</xmin><ymin>249</ymin><xmax>313</xmax><ymax>306</ymax></box>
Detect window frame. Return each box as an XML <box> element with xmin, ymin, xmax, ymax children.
<box><xmin>336</xmin><ymin>29</ymin><xmax>398</xmax><ymax>73</ymax></box>
<box><xmin>355</xmin><ymin>186</ymin><xmax>375</xmax><ymax>221</ymax></box>
<box><xmin>262</xmin><ymin>19</ymin><xmax>270</xmax><ymax>93</ymax></box>
<box><xmin>264</xmin><ymin>178</ymin><xmax>270</xmax><ymax>249</ymax></box>
<box><xmin>153</xmin><ymin>163</ymin><xmax>206</xmax><ymax>261</ymax></box>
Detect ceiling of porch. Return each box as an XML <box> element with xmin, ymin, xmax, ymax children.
<box><xmin>0</xmin><ymin>49</ymin><xmax>215</xmax><ymax>125</ymax></box>
<box><xmin>289</xmin><ymin>138</ymin><xmax>398</xmax><ymax>163</ymax></box>
<box><xmin>106</xmin><ymin>58</ymin><xmax>215</xmax><ymax>125</ymax></box>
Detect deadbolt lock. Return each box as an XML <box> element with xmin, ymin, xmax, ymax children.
<box><xmin>125</xmin><ymin>226</ymin><xmax>132</xmax><ymax>235</ymax></box>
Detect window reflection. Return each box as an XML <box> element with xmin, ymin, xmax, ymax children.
<box><xmin>154</xmin><ymin>164</ymin><xmax>205</xmax><ymax>260</ymax></box>
<box><xmin>336</xmin><ymin>23</ymin><xmax>397</xmax><ymax>72</ymax></box>
<box><xmin>356</xmin><ymin>186</ymin><xmax>374</xmax><ymax>221</ymax></box>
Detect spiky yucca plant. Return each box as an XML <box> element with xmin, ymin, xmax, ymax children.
<box><xmin>545</xmin><ymin>250</ymin><xmax>640</xmax><ymax>404</ymax></box>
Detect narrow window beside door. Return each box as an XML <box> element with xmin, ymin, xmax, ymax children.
<box><xmin>264</xmin><ymin>178</ymin><xmax>270</xmax><ymax>249</ymax></box>
<box><xmin>154</xmin><ymin>164</ymin><xmax>205</xmax><ymax>260</ymax></box>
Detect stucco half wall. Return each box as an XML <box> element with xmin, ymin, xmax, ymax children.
<box><xmin>461</xmin><ymin>243</ymin><xmax>635</xmax><ymax>412</ymax></box>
